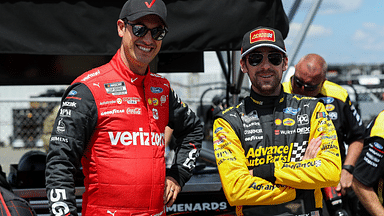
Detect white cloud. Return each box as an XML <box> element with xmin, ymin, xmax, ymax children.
<box><xmin>352</xmin><ymin>23</ymin><xmax>384</xmax><ymax>51</ymax></box>
<box><xmin>287</xmin><ymin>23</ymin><xmax>332</xmax><ymax>39</ymax></box>
<box><xmin>285</xmin><ymin>0</ymin><xmax>363</xmax><ymax>14</ymax></box>
<box><xmin>362</xmin><ymin>22</ymin><xmax>377</xmax><ymax>29</ymax></box>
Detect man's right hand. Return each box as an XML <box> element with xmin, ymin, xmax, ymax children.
<box><xmin>302</xmin><ymin>137</ymin><xmax>322</xmax><ymax>160</ymax></box>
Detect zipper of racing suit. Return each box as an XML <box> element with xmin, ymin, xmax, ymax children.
<box><xmin>272</xmin><ymin>106</ymin><xmax>277</xmax><ymax>151</ymax></box>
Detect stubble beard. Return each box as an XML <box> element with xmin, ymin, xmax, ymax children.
<box><xmin>251</xmin><ymin>71</ymin><xmax>281</xmax><ymax>96</ymax></box>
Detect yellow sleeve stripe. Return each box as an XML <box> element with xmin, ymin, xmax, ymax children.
<box><xmin>371</xmin><ymin>111</ymin><xmax>384</xmax><ymax>139</ymax></box>
<box><xmin>319</xmin><ymin>81</ymin><xmax>348</xmax><ymax>102</ymax></box>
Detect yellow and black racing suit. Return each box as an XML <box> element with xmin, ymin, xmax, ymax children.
<box><xmin>283</xmin><ymin>80</ymin><xmax>365</xmax><ymax>160</ymax></box>
<box><xmin>354</xmin><ymin>110</ymin><xmax>384</xmax><ymax>215</ymax></box>
<box><xmin>213</xmin><ymin>88</ymin><xmax>341</xmax><ymax>216</ymax></box>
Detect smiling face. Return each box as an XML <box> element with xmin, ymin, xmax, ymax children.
<box><xmin>240</xmin><ymin>47</ymin><xmax>288</xmax><ymax>96</ymax></box>
<box><xmin>117</xmin><ymin>14</ymin><xmax>164</xmax><ymax>75</ymax></box>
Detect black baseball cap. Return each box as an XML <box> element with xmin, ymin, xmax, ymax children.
<box><xmin>241</xmin><ymin>26</ymin><xmax>286</xmax><ymax>58</ymax></box>
<box><xmin>119</xmin><ymin>0</ymin><xmax>167</xmax><ymax>26</ymax></box>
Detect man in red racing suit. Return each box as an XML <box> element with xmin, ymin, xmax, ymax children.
<box><xmin>45</xmin><ymin>1</ymin><xmax>203</xmax><ymax>215</ymax></box>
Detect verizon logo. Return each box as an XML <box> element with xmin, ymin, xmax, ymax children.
<box><xmin>109</xmin><ymin>128</ymin><xmax>164</xmax><ymax>146</ymax></box>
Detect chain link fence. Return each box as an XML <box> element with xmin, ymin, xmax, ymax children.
<box><xmin>0</xmin><ymin>98</ymin><xmax>60</xmax><ymax>149</ymax></box>
<box><xmin>0</xmin><ymin>85</ymin><xmax>383</xmax><ymax>149</ymax></box>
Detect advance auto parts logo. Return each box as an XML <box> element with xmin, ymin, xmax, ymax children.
<box><xmin>245</xmin><ymin>145</ymin><xmax>290</xmax><ymax>166</ymax></box>
<box><xmin>245</xmin><ymin>142</ymin><xmax>311</xmax><ymax>166</ymax></box>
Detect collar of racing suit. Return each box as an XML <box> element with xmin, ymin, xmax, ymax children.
<box><xmin>109</xmin><ymin>49</ymin><xmax>151</xmax><ymax>87</ymax></box>
<box><xmin>249</xmin><ymin>86</ymin><xmax>285</xmax><ymax>108</ymax></box>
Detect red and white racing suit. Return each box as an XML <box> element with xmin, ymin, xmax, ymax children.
<box><xmin>45</xmin><ymin>49</ymin><xmax>203</xmax><ymax>216</ymax></box>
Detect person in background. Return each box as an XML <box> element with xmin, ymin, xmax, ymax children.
<box><xmin>42</xmin><ymin>105</ymin><xmax>60</xmax><ymax>153</ymax></box>
<box><xmin>45</xmin><ymin>0</ymin><xmax>203</xmax><ymax>215</ymax></box>
<box><xmin>282</xmin><ymin>54</ymin><xmax>365</xmax><ymax>215</ymax></box>
<box><xmin>353</xmin><ymin>110</ymin><xmax>384</xmax><ymax>216</ymax></box>
<box><xmin>0</xmin><ymin>166</ymin><xmax>36</xmax><ymax>215</ymax></box>
<box><xmin>213</xmin><ymin>26</ymin><xmax>341</xmax><ymax>216</ymax></box>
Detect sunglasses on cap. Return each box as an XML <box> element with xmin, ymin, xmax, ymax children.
<box><xmin>293</xmin><ymin>75</ymin><xmax>320</xmax><ymax>91</ymax></box>
<box><xmin>125</xmin><ymin>21</ymin><xmax>168</xmax><ymax>41</ymax></box>
<box><xmin>247</xmin><ymin>53</ymin><xmax>284</xmax><ymax>66</ymax></box>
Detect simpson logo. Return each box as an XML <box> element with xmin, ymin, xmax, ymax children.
<box><xmin>126</xmin><ymin>108</ymin><xmax>142</xmax><ymax>115</ymax></box>
<box><xmin>56</xmin><ymin>118</ymin><xmax>66</xmax><ymax>133</ymax></box>
<box><xmin>250</xmin><ymin>29</ymin><xmax>275</xmax><ymax>44</ymax></box>
<box><xmin>109</xmin><ymin>128</ymin><xmax>164</xmax><ymax>146</ymax></box>
<box><xmin>82</xmin><ymin>70</ymin><xmax>100</xmax><ymax>81</ymax></box>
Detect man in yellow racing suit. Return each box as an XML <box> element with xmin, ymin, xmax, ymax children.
<box><xmin>213</xmin><ymin>26</ymin><xmax>341</xmax><ymax>216</ymax></box>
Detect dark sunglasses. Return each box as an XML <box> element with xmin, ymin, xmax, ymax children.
<box><xmin>125</xmin><ymin>22</ymin><xmax>168</xmax><ymax>41</ymax></box>
<box><xmin>247</xmin><ymin>53</ymin><xmax>284</xmax><ymax>66</ymax></box>
<box><xmin>293</xmin><ymin>75</ymin><xmax>320</xmax><ymax>91</ymax></box>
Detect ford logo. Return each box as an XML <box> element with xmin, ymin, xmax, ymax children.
<box><xmin>214</xmin><ymin>127</ymin><xmax>223</xmax><ymax>134</ymax></box>
<box><xmin>68</xmin><ymin>90</ymin><xmax>77</xmax><ymax>96</ymax></box>
<box><xmin>150</xmin><ymin>87</ymin><xmax>163</xmax><ymax>93</ymax></box>
<box><xmin>374</xmin><ymin>142</ymin><xmax>383</xmax><ymax>150</ymax></box>
<box><xmin>320</xmin><ymin>97</ymin><xmax>334</xmax><ymax>104</ymax></box>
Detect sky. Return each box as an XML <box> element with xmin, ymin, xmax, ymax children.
<box><xmin>282</xmin><ymin>0</ymin><xmax>384</xmax><ymax>65</ymax></box>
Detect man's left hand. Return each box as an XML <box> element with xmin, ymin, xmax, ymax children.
<box><xmin>336</xmin><ymin>169</ymin><xmax>353</xmax><ymax>195</ymax></box>
<box><xmin>164</xmin><ymin>176</ymin><xmax>181</xmax><ymax>207</ymax></box>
